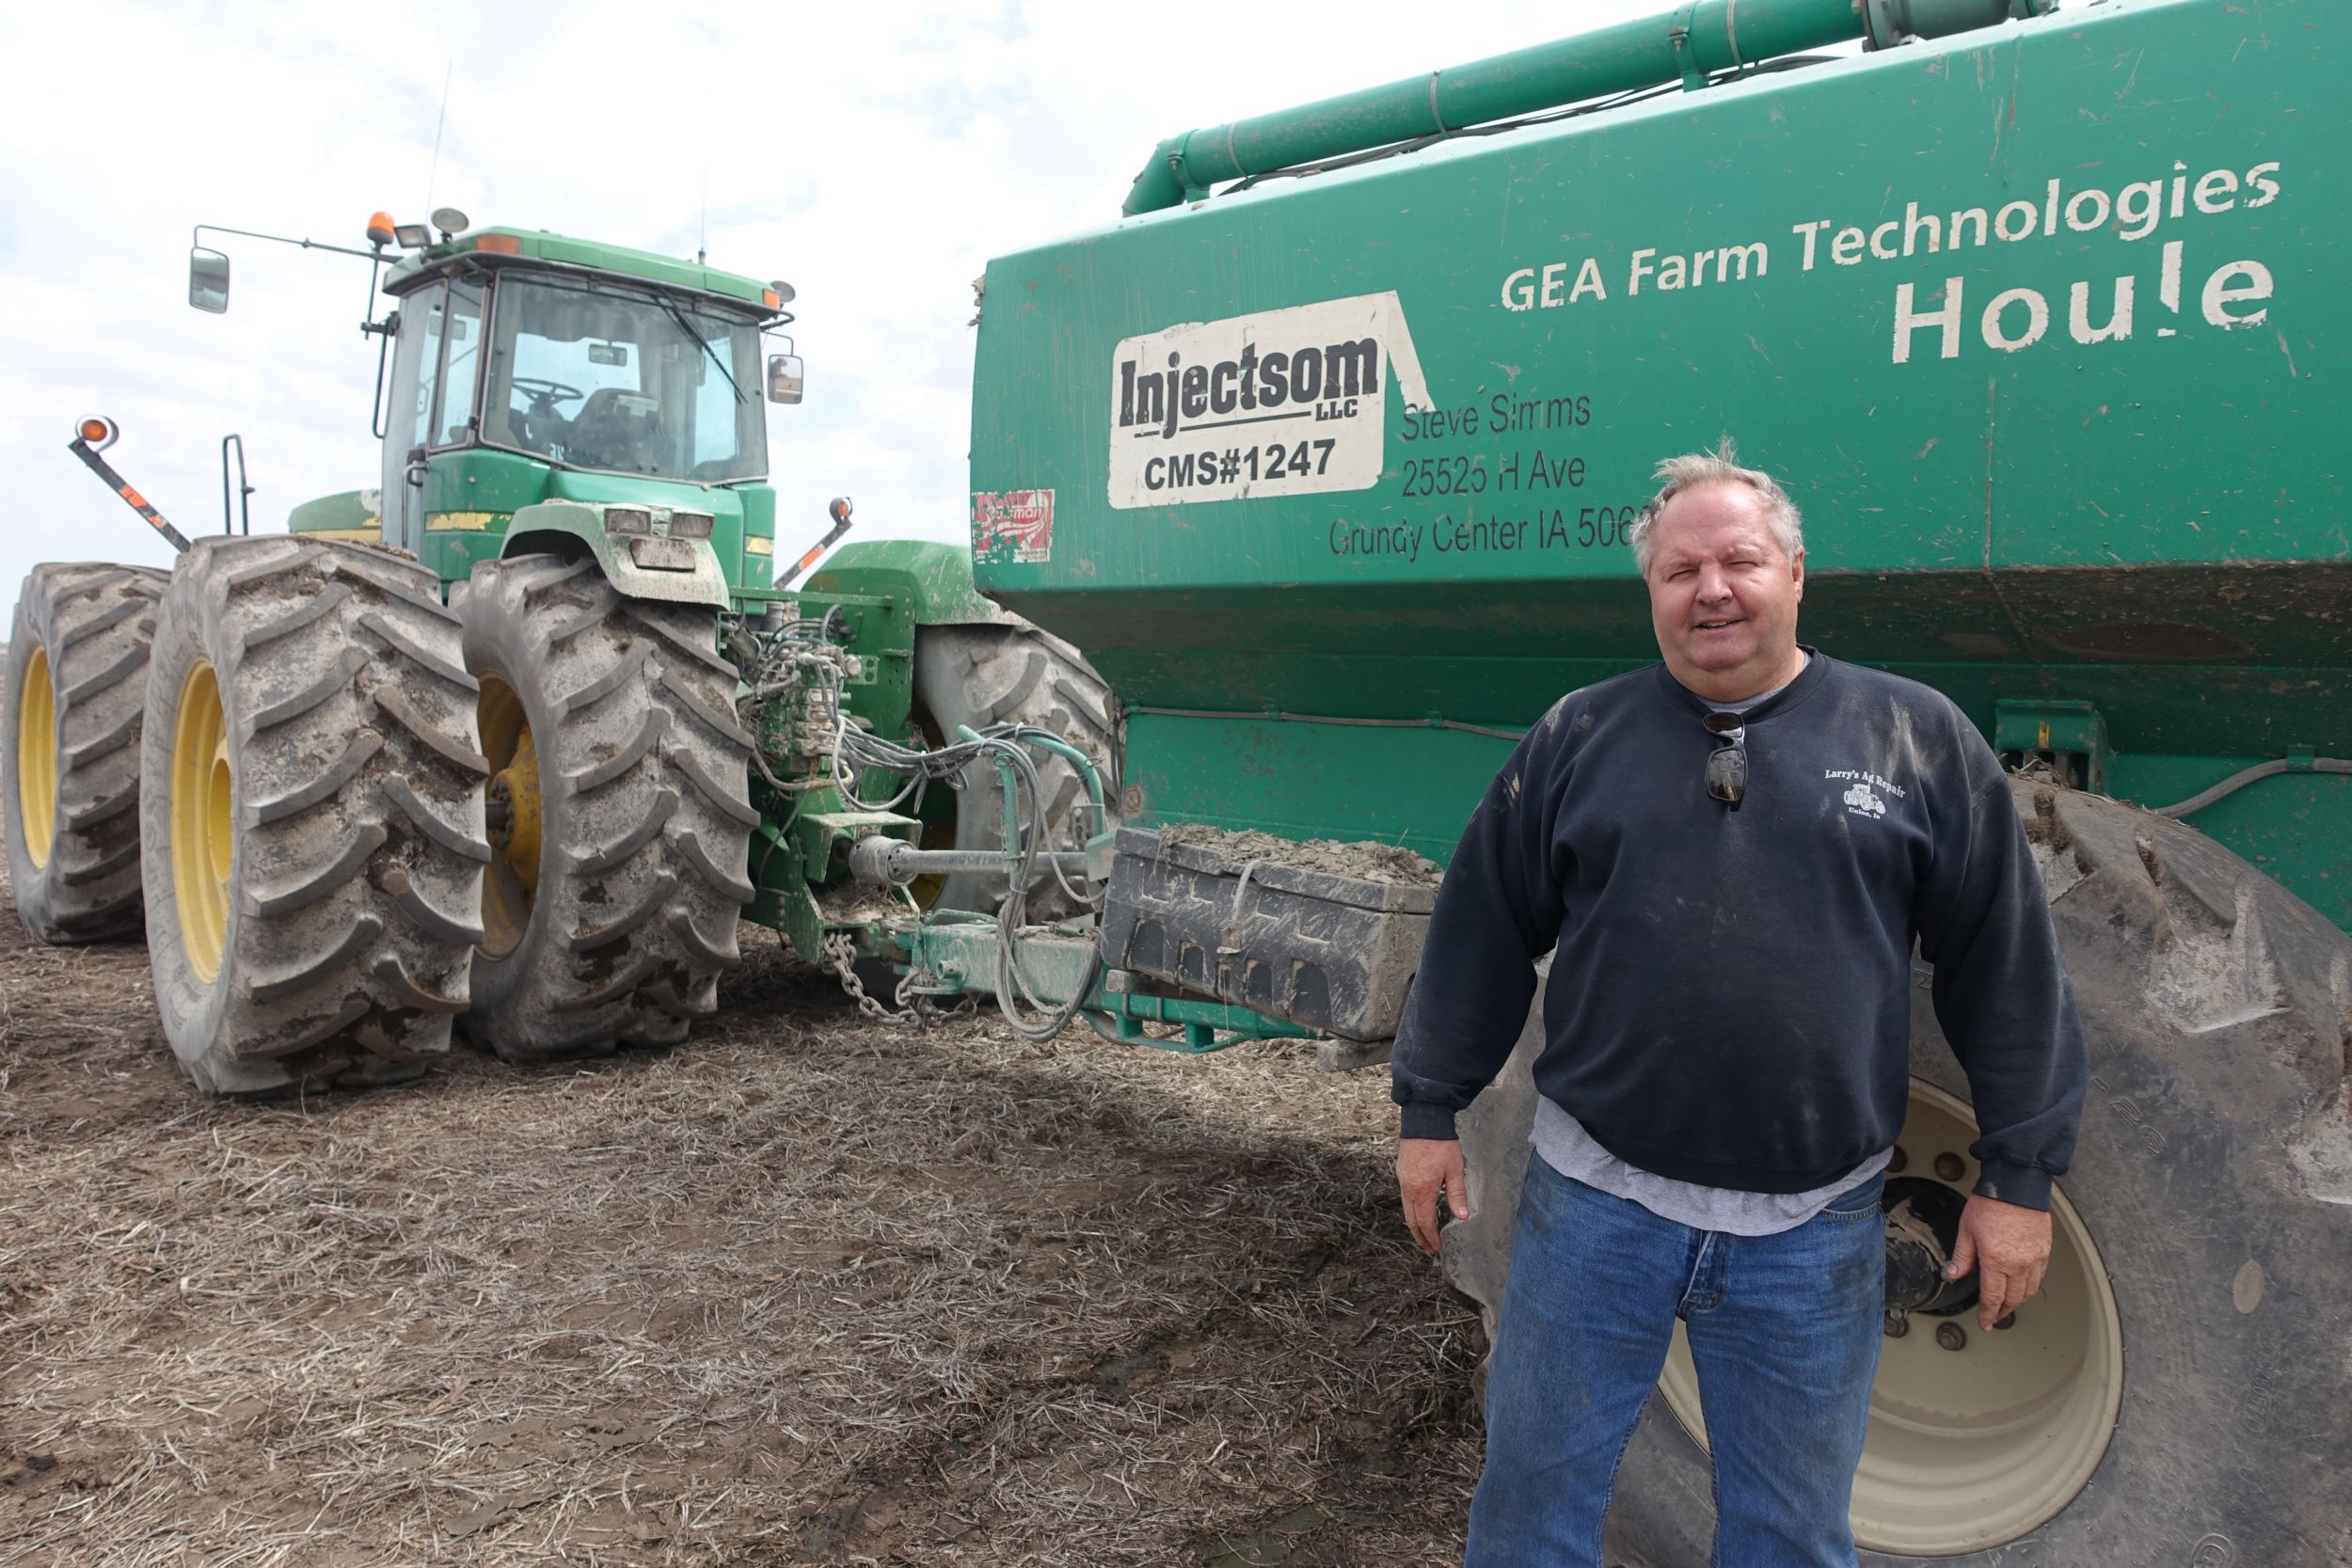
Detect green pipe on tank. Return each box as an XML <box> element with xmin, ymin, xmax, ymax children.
<box><xmin>1010</xmin><ymin>731</ymin><xmax>1108</xmax><ymax>835</ymax></box>
<box><xmin>954</xmin><ymin>723</ymin><xmax>1110</xmax><ymax>847</ymax></box>
<box><xmin>1121</xmin><ymin>0</ymin><xmax>2053</xmax><ymax>215</ymax></box>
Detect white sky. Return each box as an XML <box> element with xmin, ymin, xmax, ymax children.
<box><xmin>1</xmin><ymin>0</ymin><xmax>1705</xmax><ymax>607</ymax></box>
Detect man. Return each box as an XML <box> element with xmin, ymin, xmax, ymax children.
<box><xmin>1391</xmin><ymin>441</ymin><xmax>2087</xmax><ymax>1568</ymax></box>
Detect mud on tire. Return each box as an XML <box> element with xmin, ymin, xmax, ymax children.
<box><xmin>5</xmin><ymin>563</ymin><xmax>170</xmax><ymax>942</ymax></box>
<box><xmin>141</xmin><ymin>538</ymin><xmax>488</xmax><ymax>1095</ymax></box>
<box><xmin>459</xmin><ymin>556</ymin><xmax>755</xmax><ymax>1060</ymax></box>
<box><xmin>912</xmin><ymin>620</ymin><xmax>1119</xmax><ymax>919</ymax></box>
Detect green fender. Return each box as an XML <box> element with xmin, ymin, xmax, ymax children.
<box><xmin>499</xmin><ymin>499</ymin><xmax>728</xmax><ymax>609</ymax></box>
<box><xmin>803</xmin><ymin>539</ymin><xmax>1003</xmax><ymax>626</ymax></box>
<box><xmin>284</xmin><ymin>488</ymin><xmax>383</xmax><ymax>543</ymax></box>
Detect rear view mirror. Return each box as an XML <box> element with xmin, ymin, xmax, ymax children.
<box><xmin>588</xmin><ymin>342</ymin><xmax>628</xmax><ymax>367</ymax></box>
<box><xmin>768</xmin><ymin>353</ymin><xmax>804</xmax><ymax>404</ymax></box>
<box><xmin>189</xmin><ymin>247</ymin><xmax>230</xmax><ymax>313</ymax></box>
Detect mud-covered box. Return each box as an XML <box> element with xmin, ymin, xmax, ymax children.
<box><xmin>1097</xmin><ymin>827</ymin><xmax>1437</xmax><ymax>1040</ymax></box>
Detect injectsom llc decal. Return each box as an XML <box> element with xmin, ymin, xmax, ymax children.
<box><xmin>1108</xmin><ymin>292</ymin><xmax>1431</xmax><ymax>510</ymax></box>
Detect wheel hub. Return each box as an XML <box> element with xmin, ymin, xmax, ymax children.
<box><xmin>1881</xmin><ymin>1178</ymin><xmax>1979</xmax><ymax>1327</ymax></box>
<box><xmin>487</xmin><ymin>734</ymin><xmax>542</xmax><ymax>896</ymax></box>
<box><xmin>475</xmin><ymin>674</ymin><xmax>540</xmax><ymax>960</ymax></box>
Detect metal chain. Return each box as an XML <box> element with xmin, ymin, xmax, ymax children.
<box><xmin>821</xmin><ymin>932</ymin><xmax>977</xmax><ymax>1031</ymax></box>
<box><xmin>901</xmin><ymin>964</ymin><xmax>976</xmax><ymax>1030</ymax></box>
<box><xmin>820</xmin><ymin>931</ymin><xmax>906</xmax><ymax>1023</ymax></box>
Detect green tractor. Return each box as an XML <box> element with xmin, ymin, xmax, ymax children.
<box><xmin>4</xmin><ymin>209</ymin><xmax>1119</xmax><ymax>1090</ymax></box>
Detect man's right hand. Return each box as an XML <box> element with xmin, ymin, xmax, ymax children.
<box><xmin>1397</xmin><ymin>1137</ymin><xmax>1470</xmax><ymax>1255</ymax></box>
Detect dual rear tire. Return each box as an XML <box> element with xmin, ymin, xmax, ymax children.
<box><xmin>456</xmin><ymin>555</ymin><xmax>754</xmax><ymax>1058</ymax></box>
<box><xmin>138</xmin><ymin>538</ymin><xmax>488</xmax><ymax>1092</ymax></box>
<box><xmin>3</xmin><ymin>563</ymin><xmax>170</xmax><ymax>942</ymax></box>
<box><xmin>5</xmin><ymin>542</ymin><xmax>760</xmax><ymax>1082</ymax></box>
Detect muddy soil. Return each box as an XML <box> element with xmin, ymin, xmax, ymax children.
<box><xmin>1153</xmin><ymin>828</ymin><xmax>1444</xmax><ymax>889</ymax></box>
<box><xmin>0</xmin><ymin>879</ymin><xmax>1484</xmax><ymax>1566</ymax></box>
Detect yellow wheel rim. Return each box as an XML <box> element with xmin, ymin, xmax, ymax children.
<box><xmin>478</xmin><ymin>676</ymin><xmax>541</xmax><ymax>958</ymax></box>
<box><xmin>170</xmin><ymin>660</ymin><xmax>234</xmax><ymax>984</ymax></box>
<box><xmin>16</xmin><ymin>644</ymin><xmax>58</xmax><ymax>869</ymax></box>
<box><xmin>1656</xmin><ymin>1079</ymin><xmax>2123</xmax><ymax>1556</ymax></box>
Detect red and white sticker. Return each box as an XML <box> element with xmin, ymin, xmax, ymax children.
<box><xmin>972</xmin><ymin>488</ymin><xmax>1056</xmax><ymax>564</ymax></box>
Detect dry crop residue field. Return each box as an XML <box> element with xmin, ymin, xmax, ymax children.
<box><xmin>0</xmin><ymin>880</ymin><xmax>1485</xmax><ymax>1567</ymax></box>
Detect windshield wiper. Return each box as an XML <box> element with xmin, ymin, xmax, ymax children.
<box><xmin>656</xmin><ymin>293</ymin><xmax>746</xmax><ymax>406</ymax></box>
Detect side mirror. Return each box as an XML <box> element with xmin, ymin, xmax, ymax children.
<box><xmin>189</xmin><ymin>247</ymin><xmax>230</xmax><ymax>313</ymax></box>
<box><xmin>767</xmin><ymin>353</ymin><xmax>804</xmax><ymax>404</ymax></box>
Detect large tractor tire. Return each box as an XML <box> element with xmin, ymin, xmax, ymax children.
<box><xmin>4</xmin><ymin>563</ymin><xmax>169</xmax><ymax>942</ymax></box>
<box><xmin>140</xmin><ymin>538</ymin><xmax>488</xmax><ymax>1094</ymax></box>
<box><xmin>911</xmin><ymin>620</ymin><xmax>1119</xmax><ymax>919</ymax></box>
<box><xmin>1444</xmin><ymin>778</ymin><xmax>2352</xmax><ymax>1567</ymax></box>
<box><xmin>457</xmin><ymin>556</ymin><xmax>755</xmax><ymax>1059</ymax></box>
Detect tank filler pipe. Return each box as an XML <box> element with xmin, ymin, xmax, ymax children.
<box><xmin>1121</xmin><ymin>0</ymin><xmax>2053</xmax><ymax>216</ymax></box>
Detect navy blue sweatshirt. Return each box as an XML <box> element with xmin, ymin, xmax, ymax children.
<box><xmin>1391</xmin><ymin>653</ymin><xmax>2086</xmax><ymax>1211</ymax></box>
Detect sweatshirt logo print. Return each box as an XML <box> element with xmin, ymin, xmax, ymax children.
<box><xmin>1842</xmin><ymin>782</ymin><xmax>1888</xmax><ymax>818</ymax></box>
<box><xmin>1824</xmin><ymin>768</ymin><xmax>1905</xmax><ymax>820</ymax></box>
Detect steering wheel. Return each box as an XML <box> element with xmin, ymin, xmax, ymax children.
<box><xmin>510</xmin><ymin>377</ymin><xmax>585</xmax><ymax>409</ymax></box>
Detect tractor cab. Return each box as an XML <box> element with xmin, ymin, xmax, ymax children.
<box><xmin>183</xmin><ymin>214</ymin><xmax>804</xmax><ymax>580</ymax></box>
<box><xmin>373</xmin><ymin>228</ymin><xmax>799</xmax><ymax>558</ymax></box>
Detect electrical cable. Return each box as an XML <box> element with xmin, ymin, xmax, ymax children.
<box><xmin>2153</xmin><ymin>756</ymin><xmax>2351</xmax><ymax>818</ymax></box>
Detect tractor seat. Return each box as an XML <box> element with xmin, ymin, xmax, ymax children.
<box><xmin>566</xmin><ymin>388</ymin><xmax>665</xmax><ymax>472</ymax></box>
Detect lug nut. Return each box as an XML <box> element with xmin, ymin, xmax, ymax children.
<box><xmin>1883</xmin><ymin>1313</ymin><xmax>1909</xmax><ymax>1338</ymax></box>
<box><xmin>1993</xmin><ymin>1313</ymin><xmax>2016</xmax><ymax>1331</ymax></box>
<box><xmin>1933</xmin><ymin>1152</ymin><xmax>1966</xmax><ymax>1182</ymax></box>
<box><xmin>1887</xmin><ymin>1146</ymin><xmax>1908</xmax><ymax>1174</ymax></box>
<box><xmin>1935</xmin><ymin>1323</ymin><xmax>1968</xmax><ymax>1352</ymax></box>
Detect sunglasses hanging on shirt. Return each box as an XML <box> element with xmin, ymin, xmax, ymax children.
<box><xmin>1704</xmin><ymin>712</ymin><xmax>1747</xmax><ymax>811</ymax></box>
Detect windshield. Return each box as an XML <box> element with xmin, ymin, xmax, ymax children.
<box><xmin>481</xmin><ymin>275</ymin><xmax>767</xmax><ymax>483</ymax></box>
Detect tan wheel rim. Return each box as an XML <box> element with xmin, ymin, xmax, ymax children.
<box><xmin>904</xmin><ymin>699</ymin><xmax>953</xmax><ymax>909</ymax></box>
<box><xmin>16</xmin><ymin>644</ymin><xmax>58</xmax><ymax>868</ymax></box>
<box><xmin>478</xmin><ymin>675</ymin><xmax>540</xmax><ymax>958</ymax></box>
<box><xmin>170</xmin><ymin>659</ymin><xmax>234</xmax><ymax>984</ymax></box>
<box><xmin>1657</xmin><ymin>1078</ymin><xmax>2123</xmax><ymax>1556</ymax></box>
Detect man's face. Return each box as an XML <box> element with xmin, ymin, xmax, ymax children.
<box><xmin>1644</xmin><ymin>481</ymin><xmax>1805</xmax><ymax>700</ymax></box>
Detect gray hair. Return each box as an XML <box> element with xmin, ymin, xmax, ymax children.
<box><xmin>1626</xmin><ymin>436</ymin><xmax>1804</xmax><ymax>577</ymax></box>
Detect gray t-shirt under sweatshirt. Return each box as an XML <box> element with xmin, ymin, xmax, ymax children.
<box><xmin>1528</xmin><ymin>659</ymin><xmax>1893</xmax><ymax>1236</ymax></box>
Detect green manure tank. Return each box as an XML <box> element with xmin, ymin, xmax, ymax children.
<box><xmin>971</xmin><ymin>0</ymin><xmax>2350</xmax><ymax>927</ymax></box>
<box><xmin>969</xmin><ymin>3</ymin><xmax>2352</xmax><ymax>1560</ymax></box>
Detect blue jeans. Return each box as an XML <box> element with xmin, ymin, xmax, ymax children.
<box><xmin>1465</xmin><ymin>1157</ymin><xmax>1886</xmax><ymax>1568</ymax></box>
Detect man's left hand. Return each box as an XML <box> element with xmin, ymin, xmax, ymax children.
<box><xmin>1946</xmin><ymin>1195</ymin><xmax>2053</xmax><ymax>1330</ymax></box>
